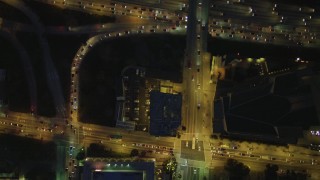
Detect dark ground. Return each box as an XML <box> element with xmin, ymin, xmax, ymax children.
<box><xmin>79</xmin><ymin>34</ymin><xmax>185</xmax><ymax>126</ymax></box>
<box><xmin>0</xmin><ymin>134</ymin><xmax>56</xmax><ymax>179</ymax></box>
<box><xmin>1</xmin><ymin>1</ymin><xmax>320</xmax><ymax>125</ymax></box>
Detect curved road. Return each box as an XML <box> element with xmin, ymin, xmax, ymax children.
<box><xmin>0</xmin><ymin>29</ymin><xmax>38</xmax><ymax>114</ymax></box>
<box><xmin>1</xmin><ymin>0</ymin><xmax>66</xmax><ymax>117</ymax></box>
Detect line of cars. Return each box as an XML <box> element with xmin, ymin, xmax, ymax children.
<box><xmin>132</xmin><ymin>142</ymin><xmax>173</xmax><ymax>155</ymax></box>
<box><xmin>66</xmin><ymin>145</ymin><xmax>77</xmax><ymax>180</ymax></box>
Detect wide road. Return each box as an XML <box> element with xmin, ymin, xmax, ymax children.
<box><xmin>36</xmin><ymin>0</ymin><xmax>320</xmax><ymax>48</ymax></box>
<box><xmin>182</xmin><ymin>0</ymin><xmax>213</xmax><ymax>137</ymax></box>
<box><xmin>2</xmin><ymin>112</ymin><xmax>320</xmax><ymax>179</ymax></box>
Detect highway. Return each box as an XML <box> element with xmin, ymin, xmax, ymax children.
<box><xmin>1</xmin><ymin>111</ymin><xmax>320</xmax><ymax>179</ymax></box>
<box><xmin>34</xmin><ymin>0</ymin><xmax>320</xmax><ymax>48</ymax></box>
<box><xmin>182</xmin><ymin>0</ymin><xmax>214</xmax><ymax>137</ymax></box>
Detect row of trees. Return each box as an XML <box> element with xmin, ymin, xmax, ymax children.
<box><xmin>224</xmin><ymin>159</ymin><xmax>250</xmax><ymax>180</ymax></box>
<box><xmin>130</xmin><ymin>149</ymin><xmax>147</xmax><ymax>157</ymax></box>
<box><xmin>224</xmin><ymin>159</ymin><xmax>308</xmax><ymax>180</ymax></box>
<box><xmin>265</xmin><ymin>164</ymin><xmax>308</xmax><ymax>180</ymax></box>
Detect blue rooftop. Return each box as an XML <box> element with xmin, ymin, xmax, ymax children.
<box><xmin>149</xmin><ymin>91</ymin><xmax>182</xmax><ymax>136</ymax></box>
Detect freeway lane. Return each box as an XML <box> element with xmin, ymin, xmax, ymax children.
<box><xmin>1</xmin><ymin>113</ymin><xmax>320</xmax><ymax>179</ymax></box>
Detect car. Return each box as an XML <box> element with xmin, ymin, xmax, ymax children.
<box><xmin>312</xmin><ymin>159</ymin><xmax>318</xmax><ymax>165</ymax></box>
<box><xmin>187</xmin><ymin>61</ymin><xmax>191</xmax><ymax>69</ymax></box>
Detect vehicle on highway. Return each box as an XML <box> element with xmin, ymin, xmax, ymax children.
<box><xmin>187</xmin><ymin>61</ymin><xmax>191</xmax><ymax>69</ymax></box>
<box><xmin>109</xmin><ymin>134</ymin><xmax>122</xmax><ymax>141</ymax></box>
<box><xmin>270</xmin><ymin>157</ymin><xmax>276</xmax><ymax>160</ymax></box>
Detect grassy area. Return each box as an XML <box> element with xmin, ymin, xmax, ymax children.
<box><xmin>230</xmin><ymin>95</ymin><xmax>291</xmax><ymax>124</ymax></box>
<box><xmin>15</xmin><ymin>32</ymin><xmax>55</xmax><ymax>116</ymax></box>
<box><xmin>278</xmin><ymin>106</ymin><xmax>319</xmax><ymax>128</ymax></box>
<box><xmin>0</xmin><ymin>134</ymin><xmax>56</xmax><ymax>178</ymax></box>
<box><xmin>226</xmin><ymin>114</ymin><xmax>277</xmax><ymax>135</ymax></box>
<box><xmin>0</xmin><ymin>1</ymin><xmax>31</xmax><ymax>23</ymax></box>
<box><xmin>0</xmin><ymin>36</ymin><xmax>29</xmax><ymax>113</ymax></box>
<box><xmin>47</xmin><ymin>34</ymin><xmax>89</xmax><ymax>106</ymax></box>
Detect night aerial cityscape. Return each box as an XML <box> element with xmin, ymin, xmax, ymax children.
<box><xmin>1</xmin><ymin>0</ymin><xmax>320</xmax><ymax>179</ymax></box>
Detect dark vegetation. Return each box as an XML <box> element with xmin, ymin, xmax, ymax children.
<box><xmin>0</xmin><ymin>1</ymin><xmax>31</xmax><ymax>23</ymax></box>
<box><xmin>0</xmin><ymin>36</ymin><xmax>29</xmax><ymax>112</ymax></box>
<box><xmin>47</xmin><ymin>35</ymin><xmax>89</xmax><ymax>106</ymax></box>
<box><xmin>231</xmin><ymin>95</ymin><xmax>291</xmax><ymax>124</ymax></box>
<box><xmin>0</xmin><ymin>134</ymin><xmax>56</xmax><ymax>178</ymax></box>
<box><xmin>264</xmin><ymin>164</ymin><xmax>308</xmax><ymax>180</ymax></box>
<box><xmin>264</xmin><ymin>164</ymin><xmax>279</xmax><ymax>180</ymax></box>
<box><xmin>224</xmin><ymin>158</ymin><xmax>250</xmax><ymax>180</ymax></box>
<box><xmin>15</xmin><ymin>32</ymin><xmax>55</xmax><ymax>116</ymax></box>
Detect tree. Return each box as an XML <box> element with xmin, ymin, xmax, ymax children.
<box><xmin>130</xmin><ymin>149</ymin><xmax>139</xmax><ymax>157</ymax></box>
<box><xmin>87</xmin><ymin>143</ymin><xmax>106</xmax><ymax>157</ymax></box>
<box><xmin>279</xmin><ymin>170</ymin><xmax>307</xmax><ymax>180</ymax></box>
<box><xmin>140</xmin><ymin>150</ymin><xmax>146</xmax><ymax>157</ymax></box>
<box><xmin>76</xmin><ymin>147</ymin><xmax>86</xmax><ymax>161</ymax></box>
<box><xmin>224</xmin><ymin>158</ymin><xmax>250</xmax><ymax>180</ymax></box>
<box><xmin>162</xmin><ymin>157</ymin><xmax>177</xmax><ymax>180</ymax></box>
<box><xmin>264</xmin><ymin>164</ymin><xmax>278</xmax><ymax>180</ymax></box>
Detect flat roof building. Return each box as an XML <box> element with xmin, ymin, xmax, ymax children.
<box><xmin>149</xmin><ymin>91</ymin><xmax>182</xmax><ymax>136</ymax></box>
<box><xmin>82</xmin><ymin>157</ymin><xmax>155</xmax><ymax>180</ymax></box>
